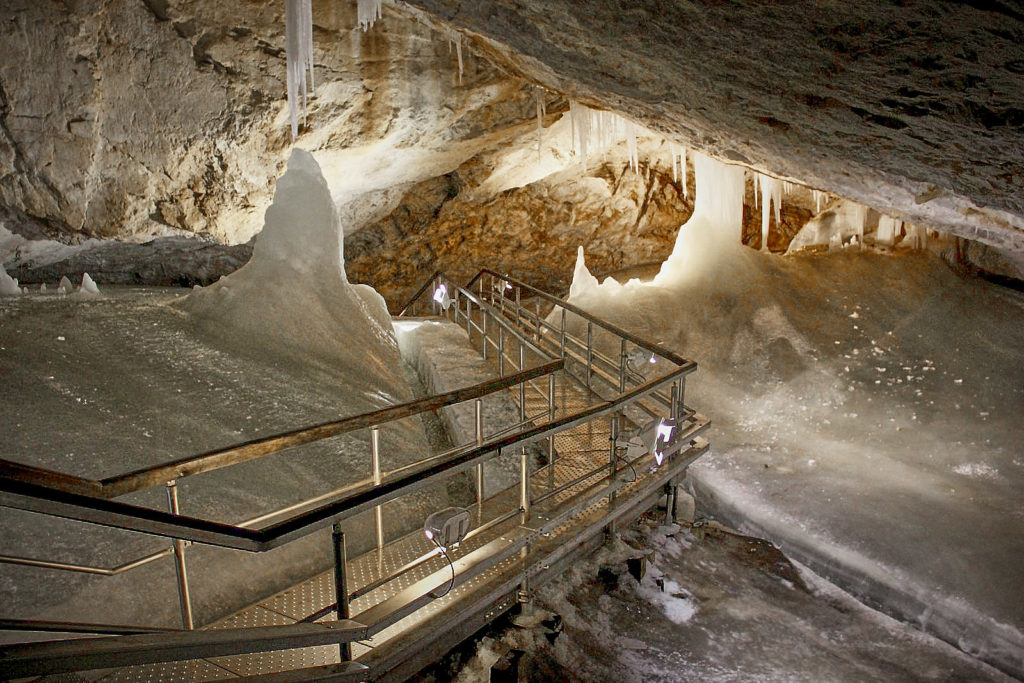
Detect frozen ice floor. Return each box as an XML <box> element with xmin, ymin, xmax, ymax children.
<box><xmin>564</xmin><ymin>249</ymin><xmax>1024</xmax><ymax>677</ymax></box>
<box><xmin>449</xmin><ymin>515</ymin><xmax>1012</xmax><ymax>682</ymax></box>
<box><xmin>0</xmin><ymin>287</ymin><xmax>438</xmax><ymax>629</ymax></box>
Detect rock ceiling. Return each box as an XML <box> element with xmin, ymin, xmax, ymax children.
<box><xmin>0</xmin><ymin>0</ymin><xmax>1022</xmax><ymax>261</ymax></box>
<box><xmin>402</xmin><ymin>0</ymin><xmax>1024</xmax><ymax>254</ymax></box>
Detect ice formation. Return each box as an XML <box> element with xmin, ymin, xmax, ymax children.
<box><xmin>787</xmin><ymin>200</ymin><xmax>869</xmax><ymax>253</ymax></box>
<box><xmin>80</xmin><ymin>272</ymin><xmax>100</xmax><ymax>296</ymax></box>
<box><xmin>57</xmin><ymin>276</ymin><xmax>73</xmax><ymax>294</ymax></box>
<box><xmin>876</xmin><ymin>216</ymin><xmax>903</xmax><ymax>246</ymax></box>
<box><xmin>285</xmin><ymin>0</ymin><xmax>315</xmax><ymax>140</ymax></box>
<box><xmin>569</xmin><ymin>101</ymin><xmax>641</xmax><ymax>172</ymax></box>
<box><xmin>358</xmin><ymin>0</ymin><xmax>384</xmax><ymax>31</ymax></box>
<box><xmin>652</xmin><ymin>153</ymin><xmax>746</xmax><ymax>287</ymax></box>
<box><xmin>0</xmin><ymin>263</ymin><xmax>21</xmax><ymax>295</ymax></box>
<box><xmin>535</xmin><ymin>88</ymin><xmax>547</xmax><ymax>159</ymax></box>
<box><xmin>447</xmin><ymin>30</ymin><xmax>464</xmax><ymax>84</ymax></box>
<box><xmin>757</xmin><ymin>174</ymin><xmax>783</xmax><ymax>251</ymax></box>
<box><xmin>179</xmin><ymin>149</ymin><xmax>404</xmax><ymax>387</ymax></box>
<box><xmin>906</xmin><ymin>223</ymin><xmax>927</xmax><ymax>250</ymax></box>
<box><xmin>568</xmin><ymin>246</ymin><xmax>600</xmax><ymax>299</ymax></box>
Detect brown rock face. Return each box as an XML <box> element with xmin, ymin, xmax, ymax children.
<box><xmin>400</xmin><ymin>0</ymin><xmax>1024</xmax><ymax>255</ymax></box>
<box><xmin>345</xmin><ymin>151</ymin><xmax>695</xmax><ymax>309</ymax></box>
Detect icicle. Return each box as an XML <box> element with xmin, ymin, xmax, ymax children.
<box><xmin>285</xmin><ymin>0</ymin><xmax>315</xmax><ymax>140</ymax></box>
<box><xmin>876</xmin><ymin>216</ymin><xmax>902</xmax><ymax>246</ymax></box>
<box><xmin>357</xmin><ymin>0</ymin><xmax>383</xmax><ymax>31</ymax></box>
<box><xmin>535</xmin><ymin>88</ymin><xmax>546</xmax><ymax>161</ymax></box>
<box><xmin>758</xmin><ymin>174</ymin><xmax>783</xmax><ymax>252</ymax></box>
<box><xmin>671</xmin><ymin>150</ymin><xmax>678</xmax><ymax>184</ymax></box>
<box><xmin>753</xmin><ymin>172</ymin><xmax>759</xmax><ymax>210</ymax></box>
<box><xmin>680</xmin><ymin>147</ymin><xmax>688</xmax><ymax>198</ymax></box>
<box><xmin>626</xmin><ymin>121</ymin><xmax>638</xmax><ymax>173</ymax></box>
<box><xmin>907</xmin><ymin>223</ymin><xmax>927</xmax><ymax>249</ymax></box>
<box><xmin>812</xmin><ymin>189</ymin><xmax>825</xmax><ymax>214</ymax></box>
<box><xmin>455</xmin><ymin>36</ymin><xmax>464</xmax><ymax>84</ymax></box>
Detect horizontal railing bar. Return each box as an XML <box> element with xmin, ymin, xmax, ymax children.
<box><xmin>0</xmin><ymin>619</ymin><xmax>178</xmax><ymax>636</ymax></box>
<box><xmin>0</xmin><ymin>365</ymin><xmax>697</xmax><ymax>552</ymax></box>
<box><xmin>479</xmin><ymin>268</ymin><xmax>692</xmax><ymax>367</ymax></box>
<box><xmin>91</xmin><ymin>360</ymin><xmax>561</xmax><ymax>499</ymax></box>
<box><xmin>396</xmin><ymin>269</ymin><xmax>441</xmax><ymax>317</ymax></box>
<box><xmin>0</xmin><ymin>620</ymin><xmax>370</xmax><ymax>679</ymax></box>
<box><xmin>0</xmin><ymin>549</ymin><xmax>173</xmax><ymax>576</ymax></box>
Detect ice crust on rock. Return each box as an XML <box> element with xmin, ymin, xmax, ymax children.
<box><xmin>180</xmin><ymin>149</ymin><xmax>405</xmax><ymax>395</ymax></box>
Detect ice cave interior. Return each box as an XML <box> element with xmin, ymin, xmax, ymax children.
<box><xmin>0</xmin><ymin>1</ymin><xmax>1022</xmax><ymax>681</ymax></box>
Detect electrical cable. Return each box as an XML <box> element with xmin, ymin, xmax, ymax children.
<box><xmin>428</xmin><ymin>539</ymin><xmax>456</xmax><ymax>599</ymax></box>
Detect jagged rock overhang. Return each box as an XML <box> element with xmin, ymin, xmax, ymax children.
<box><xmin>398</xmin><ymin>0</ymin><xmax>1024</xmax><ymax>256</ymax></box>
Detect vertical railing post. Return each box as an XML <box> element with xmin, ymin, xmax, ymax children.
<box><xmin>670</xmin><ymin>382</ymin><xmax>679</xmax><ymax>420</ymax></box>
<box><xmin>371</xmin><ymin>427</ymin><xmax>383</xmax><ymax>553</ymax></box>
<box><xmin>608</xmin><ymin>415</ymin><xmax>619</xmax><ymax>514</ymax></box>
<box><xmin>333</xmin><ymin>522</ymin><xmax>352</xmax><ymax>662</ymax></box>
<box><xmin>498</xmin><ymin>327</ymin><xmax>505</xmax><ymax>377</ymax></box>
<box><xmin>165</xmin><ymin>481</ymin><xmax>194</xmax><ymax>631</ymax></box>
<box><xmin>518</xmin><ymin>344</ymin><xmax>526</xmax><ymax>419</ymax></box>
<box><xmin>481</xmin><ymin>308</ymin><xmax>488</xmax><ymax>359</ymax></box>
<box><xmin>547</xmin><ymin>372</ymin><xmax>556</xmax><ymax>489</ymax></box>
<box><xmin>475</xmin><ymin>399</ymin><xmax>484</xmax><ymax>512</ymax></box>
<box><xmin>535</xmin><ymin>299</ymin><xmax>541</xmax><ymax>342</ymax></box>
<box><xmin>585</xmin><ymin>321</ymin><xmax>593</xmax><ymax>389</ymax></box>
<box><xmin>465</xmin><ymin>295</ymin><xmax>472</xmax><ymax>336</ymax></box>
<box><xmin>514</xmin><ymin>284</ymin><xmax>521</xmax><ymax>326</ymax></box>
<box><xmin>619</xmin><ymin>339</ymin><xmax>628</xmax><ymax>393</ymax></box>
<box><xmin>520</xmin><ymin>445</ymin><xmax>530</xmax><ymax>517</ymax></box>
<box><xmin>559</xmin><ymin>308</ymin><xmax>567</xmax><ymax>358</ymax></box>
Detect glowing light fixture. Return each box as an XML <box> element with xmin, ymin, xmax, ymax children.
<box><xmin>432</xmin><ymin>283</ymin><xmax>453</xmax><ymax>310</ymax></box>
<box><xmin>424</xmin><ymin>507</ymin><xmax>472</xmax><ymax>549</ymax></box>
<box><xmin>625</xmin><ymin>347</ymin><xmax>657</xmax><ymax>372</ymax></box>
<box><xmin>617</xmin><ymin>417</ymin><xmax>683</xmax><ymax>466</ymax></box>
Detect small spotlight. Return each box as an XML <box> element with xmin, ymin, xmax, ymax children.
<box><xmin>424</xmin><ymin>507</ymin><xmax>472</xmax><ymax>549</ymax></box>
<box><xmin>432</xmin><ymin>283</ymin><xmax>452</xmax><ymax>310</ymax></box>
<box><xmin>617</xmin><ymin>417</ymin><xmax>683</xmax><ymax>466</ymax></box>
<box><xmin>625</xmin><ymin>348</ymin><xmax>657</xmax><ymax>373</ymax></box>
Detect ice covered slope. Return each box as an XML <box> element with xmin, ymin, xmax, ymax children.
<box><xmin>565</xmin><ymin>244</ymin><xmax>1024</xmax><ymax>676</ymax></box>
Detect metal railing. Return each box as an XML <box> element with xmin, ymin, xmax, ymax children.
<box><xmin>0</xmin><ymin>268</ymin><xmax>706</xmax><ymax>679</ymax></box>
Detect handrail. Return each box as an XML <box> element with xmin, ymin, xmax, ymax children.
<box><xmin>471</xmin><ymin>268</ymin><xmax>693</xmax><ymax>368</ymax></box>
<box><xmin>0</xmin><ymin>362</ymin><xmax>695</xmax><ymax>552</ymax></box>
<box><xmin>0</xmin><ymin>360</ymin><xmax>562</xmax><ymax>501</ymax></box>
<box><xmin>396</xmin><ymin>269</ymin><xmax>441</xmax><ymax>317</ymax></box>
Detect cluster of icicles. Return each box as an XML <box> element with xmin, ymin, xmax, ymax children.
<box><xmin>285</xmin><ymin>0</ymin><xmax>384</xmax><ymax>139</ymax></box>
<box><xmin>282</xmin><ymin>1</ymin><xmax>928</xmax><ymax>254</ymax></box>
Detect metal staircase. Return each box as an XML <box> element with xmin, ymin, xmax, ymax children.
<box><xmin>0</xmin><ymin>269</ymin><xmax>710</xmax><ymax>681</ymax></box>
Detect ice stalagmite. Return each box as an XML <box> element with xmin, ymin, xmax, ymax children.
<box><xmin>80</xmin><ymin>272</ymin><xmax>100</xmax><ymax>295</ymax></box>
<box><xmin>0</xmin><ymin>263</ymin><xmax>21</xmax><ymax>296</ymax></box>
<box><xmin>57</xmin><ymin>276</ymin><xmax>73</xmax><ymax>294</ymax></box>
<box><xmin>568</xmin><ymin>246</ymin><xmax>600</xmax><ymax>299</ymax></box>
<box><xmin>285</xmin><ymin>0</ymin><xmax>315</xmax><ymax>140</ymax></box>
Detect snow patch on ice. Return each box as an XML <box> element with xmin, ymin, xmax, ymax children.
<box><xmin>637</xmin><ymin>565</ymin><xmax>698</xmax><ymax>624</ymax></box>
<box><xmin>952</xmin><ymin>463</ymin><xmax>999</xmax><ymax>479</ymax></box>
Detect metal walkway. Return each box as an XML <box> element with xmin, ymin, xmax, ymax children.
<box><xmin>1</xmin><ymin>269</ymin><xmax>709</xmax><ymax>681</ymax></box>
